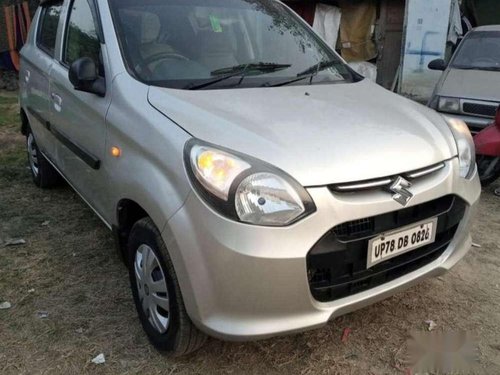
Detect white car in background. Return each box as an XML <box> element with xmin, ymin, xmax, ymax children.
<box><xmin>429</xmin><ymin>25</ymin><xmax>500</xmax><ymax>133</ymax></box>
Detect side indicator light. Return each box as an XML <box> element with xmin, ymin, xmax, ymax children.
<box><xmin>111</xmin><ymin>147</ymin><xmax>121</xmax><ymax>158</ymax></box>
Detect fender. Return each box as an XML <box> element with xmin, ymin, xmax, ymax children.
<box><xmin>474</xmin><ymin>121</ymin><xmax>500</xmax><ymax>157</ymax></box>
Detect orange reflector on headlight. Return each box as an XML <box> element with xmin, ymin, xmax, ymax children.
<box><xmin>197</xmin><ymin>151</ymin><xmax>214</xmax><ymax>169</ymax></box>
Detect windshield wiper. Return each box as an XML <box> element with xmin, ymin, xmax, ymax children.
<box><xmin>264</xmin><ymin>60</ymin><xmax>339</xmax><ymax>87</ymax></box>
<box><xmin>186</xmin><ymin>62</ymin><xmax>291</xmax><ymax>90</ymax></box>
<box><xmin>296</xmin><ymin>60</ymin><xmax>340</xmax><ymax>77</ymax></box>
<box><xmin>212</xmin><ymin>62</ymin><xmax>292</xmax><ymax>76</ymax></box>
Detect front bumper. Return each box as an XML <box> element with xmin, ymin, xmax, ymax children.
<box><xmin>163</xmin><ymin>158</ymin><xmax>481</xmax><ymax>341</ymax></box>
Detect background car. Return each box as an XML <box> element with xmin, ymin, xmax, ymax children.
<box><xmin>475</xmin><ymin>106</ymin><xmax>500</xmax><ymax>185</ymax></box>
<box><xmin>428</xmin><ymin>25</ymin><xmax>500</xmax><ymax>133</ymax></box>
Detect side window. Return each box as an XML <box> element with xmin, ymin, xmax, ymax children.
<box><xmin>64</xmin><ymin>0</ymin><xmax>102</xmax><ymax>73</ymax></box>
<box><xmin>37</xmin><ymin>3</ymin><xmax>63</xmax><ymax>57</ymax></box>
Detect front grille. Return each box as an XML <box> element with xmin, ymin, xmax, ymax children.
<box><xmin>330</xmin><ymin>162</ymin><xmax>446</xmax><ymax>193</ymax></box>
<box><xmin>333</xmin><ymin>218</ymin><xmax>374</xmax><ymax>238</ymax></box>
<box><xmin>307</xmin><ymin>195</ymin><xmax>466</xmax><ymax>302</ymax></box>
<box><xmin>463</xmin><ymin>102</ymin><xmax>498</xmax><ymax>117</ymax></box>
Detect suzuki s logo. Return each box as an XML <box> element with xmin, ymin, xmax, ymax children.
<box><xmin>390</xmin><ymin>177</ymin><xmax>413</xmax><ymax>206</ymax></box>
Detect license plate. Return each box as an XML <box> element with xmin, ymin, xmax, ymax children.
<box><xmin>367</xmin><ymin>218</ymin><xmax>438</xmax><ymax>268</ymax></box>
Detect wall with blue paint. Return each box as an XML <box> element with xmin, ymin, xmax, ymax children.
<box><xmin>401</xmin><ymin>0</ymin><xmax>452</xmax><ymax>101</ymax></box>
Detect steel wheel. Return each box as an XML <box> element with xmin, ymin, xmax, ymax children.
<box><xmin>27</xmin><ymin>133</ymin><xmax>39</xmax><ymax>178</ymax></box>
<box><xmin>134</xmin><ymin>244</ymin><xmax>170</xmax><ymax>334</ymax></box>
<box><xmin>127</xmin><ymin>218</ymin><xmax>207</xmax><ymax>354</ymax></box>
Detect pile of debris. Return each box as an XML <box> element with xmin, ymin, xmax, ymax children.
<box><xmin>0</xmin><ymin>70</ymin><xmax>18</xmax><ymax>91</ymax></box>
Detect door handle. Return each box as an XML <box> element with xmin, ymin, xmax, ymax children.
<box><xmin>25</xmin><ymin>70</ymin><xmax>31</xmax><ymax>83</ymax></box>
<box><xmin>51</xmin><ymin>93</ymin><xmax>62</xmax><ymax>105</ymax></box>
<box><xmin>51</xmin><ymin>93</ymin><xmax>62</xmax><ymax>111</ymax></box>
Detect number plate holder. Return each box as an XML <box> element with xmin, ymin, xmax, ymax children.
<box><xmin>367</xmin><ymin>217</ymin><xmax>438</xmax><ymax>269</ymax></box>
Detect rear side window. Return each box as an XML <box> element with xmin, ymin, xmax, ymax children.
<box><xmin>37</xmin><ymin>3</ymin><xmax>63</xmax><ymax>56</ymax></box>
<box><xmin>64</xmin><ymin>0</ymin><xmax>101</xmax><ymax>70</ymax></box>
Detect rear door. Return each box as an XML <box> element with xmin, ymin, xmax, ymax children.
<box><xmin>49</xmin><ymin>0</ymin><xmax>112</xmax><ymax>223</ymax></box>
<box><xmin>20</xmin><ymin>1</ymin><xmax>63</xmax><ymax>158</ymax></box>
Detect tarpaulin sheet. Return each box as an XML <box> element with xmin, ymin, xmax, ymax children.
<box><xmin>0</xmin><ymin>8</ymin><xmax>8</xmax><ymax>52</ymax></box>
<box><xmin>448</xmin><ymin>0</ymin><xmax>463</xmax><ymax>44</ymax></box>
<box><xmin>338</xmin><ymin>0</ymin><xmax>377</xmax><ymax>62</ymax></box>
<box><xmin>1</xmin><ymin>1</ymin><xmax>31</xmax><ymax>70</ymax></box>
<box><xmin>348</xmin><ymin>61</ymin><xmax>377</xmax><ymax>81</ymax></box>
<box><xmin>312</xmin><ymin>4</ymin><xmax>341</xmax><ymax>50</ymax></box>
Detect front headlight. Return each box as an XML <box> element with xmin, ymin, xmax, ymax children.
<box><xmin>438</xmin><ymin>97</ymin><xmax>461</xmax><ymax>114</ymax></box>
<box><xmin>444</xmin><ymin>116</ymin><xmax>476</xmax><ymax>179</ymax></box>
<box><xmin>235</xmin><ymin>173</ymin><xmax>306</xmax><ymax>226</ymax></box>
<box><xmin>186</xmin><ymin>140</ymin><xmax>315</xmax><ymax>226</ymax></box>
<box><xmin>190</xmin><ymin>144</ymin><xmax>251</xmax><ymax>200</ymax></box>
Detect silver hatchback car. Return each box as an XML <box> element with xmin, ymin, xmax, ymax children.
<box><xmin>20</xmin><ymin>0</ymin><xmax>480</xmax><ymax>355</ymax></box>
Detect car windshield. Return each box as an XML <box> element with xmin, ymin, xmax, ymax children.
<box><xmin>108</xmin><ymin>0</ymin><xmax>354</xmax><ymax>89</ymax></box>
<box><xmin>451</xmin><ymin>31</ymin><xmax>500</xmax><ymax>71</ymax></box>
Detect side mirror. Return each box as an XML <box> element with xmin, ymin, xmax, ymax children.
<box><xmin>428</xmin><ymin>59</ymin><xmax>447</xmax><ymax>71</ymax></box>
<box><xmin>69</xmin><ymin>57</ymin><xmax>106</xmax><ymax>97</ymax></box>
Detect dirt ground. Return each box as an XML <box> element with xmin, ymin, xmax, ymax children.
<box><xmin>1</xmin><ymin>91</ymin><xmax>499</xmax><ymax>375</ymax></box>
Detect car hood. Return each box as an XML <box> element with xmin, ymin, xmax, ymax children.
<box><xmin>148</xmin><ymin>79</ymin><xmax>456</xmax><ymax>186</ymax></box>
<box><xmin>438</xmin><ymin>68</ymin><xmax>500</xmax><ymax>102</ymax></box>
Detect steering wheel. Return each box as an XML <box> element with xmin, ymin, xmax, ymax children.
<box><xmin>136</xmin><ymin>52</ymin><xmax>189</xmax><ymax>77</ymax></box>
<box><xmin>141</xmin><ymin>52</ymin><xmax>189</xmax><ymax>68</ymax></box>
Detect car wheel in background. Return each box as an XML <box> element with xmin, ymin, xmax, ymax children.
<box><xmin>26</xmin><ymin>127</ymin><xmax>61</xmax><ymax>188</ymax></box>
<box><xmin>477</xmin><ymin>155</ymin><xmax>500</xmax><ymax>187</ymax></box>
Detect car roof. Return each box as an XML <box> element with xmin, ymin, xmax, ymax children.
<box><xmin>473</xmin><ymin>25</ymin><xmax>500</xmax><ymax>32</ymax></box>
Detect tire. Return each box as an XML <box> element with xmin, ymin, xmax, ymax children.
<box><xmin>477</xmin><ymin>155</ymin><xmax>500</xmax><ymax>187</ymax></box>
<box><xmin>127</xmin><ymin>217</ymin><xmax>207</xmax><ymax>355</ymax></box>
<box><xmin>26</xmin><ymin>127</ymin><xmax>61</xmax><ymax>188</ymax></box>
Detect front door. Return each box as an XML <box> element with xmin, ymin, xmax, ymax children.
<box><xmin>21</xmin><ymin>1</ymin><xmax>63</xmax><ymax>159</ymax></box>
<box><xmin>49</xmin><ymin>0</ymin><xmax>112</xmax><ymax>223</ymax></box>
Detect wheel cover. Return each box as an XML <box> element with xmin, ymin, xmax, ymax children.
<box><xmin>27</xmin><ymin>133</ymin><xmax>39</xmax><ymax>177</ymax></box>
<box><xmin>134</xmin><ymin>244</ymin><xmax>170</xmax><ymax>333</ymax></box>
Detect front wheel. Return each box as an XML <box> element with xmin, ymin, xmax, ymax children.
<box><xmin>127</xmin><ymin>218</ymin><xmax>207</xmax><ymax>355</ymax></box>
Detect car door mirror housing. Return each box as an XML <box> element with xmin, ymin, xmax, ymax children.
<box><xmin>69</xmin><ymin>57</ymin><xmax>106</xmax><ymax>97</ymax></box>
<box><xmin>428</xmin><ymin>59</ymin><xmax>447</xmax><ymax>71</ymax></box>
